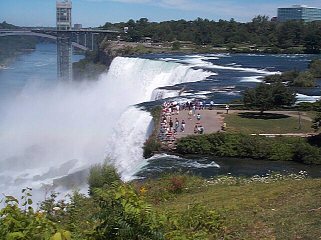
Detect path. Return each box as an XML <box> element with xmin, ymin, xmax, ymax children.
<box><xmin>174</xmin><ymin>109</ymin><xmax>224</xmax><ymax>139</ymax></box>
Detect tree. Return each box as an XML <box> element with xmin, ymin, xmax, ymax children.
<box><xmin>312</xmin><ymin>112</ymin><xmax>321</xmax><ymax>131</ymax></box>
<box><xmin>172</xmin><ymin>41</ymin><xmax>181</xmax><ymax>50</ymax></box>
<box><xmin>308</xmin><ymin>59</ymin><xmax>321</xmax><ymax>78</ymax></box>
<box><xmin>293</xmin><ymin>71</ymin><xmax>315</xmax><ymax>87</ymax></box>
<box><xmin>243</xmin><ymin>82</ymin><xmax>295</xmax><ymax>113</ymax></box>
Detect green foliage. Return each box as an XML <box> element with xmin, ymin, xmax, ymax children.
<box><xmin>264</xmin><ymin>71</ymin><xmax>299</xmax><ymax>84</ymax></box>
<box><xmin>243</xmin><ymin>82</ymin><xmax>295</xmax><ymax>113</ymax></box>
<box><xmin>309</xmin><ymin>59</ymin><xmax>321</xmax><ymax>78</ymax></box>
<box><xmin>293</xmin><ymin>141</ymin><xmax>321</xmax><ymax>164</ymax></box>
<box><xmin>143</xmin><ymin>106</ymin><xmax>162</xmax><ymax>158</ymax></box>
<box><xmin>293</xmin><ymin>71</ymin><xmax>315</xmax><ymax>87</ymax></box>
<box><xmin>100</xmin><ymin>17</ymin><xmax>321</xmax><ymax>53</ymax></box>
<box><xmin>165</xmin><ymin>204</ymin><xmax>226</xmax><ymax>239</ymax></box>
<box><xmin>92</xmin><ymin>184</ymin><xmax>165</xmax><ymax>240</ymax></box>
<box><xmin>172</xmin><ymin>41</ymin><xmax>181</xmax><ymax>50</ymax></box>
<box><xmin>136</xmin><ymin>173</ymin><xmax>204</xmax><ymax>204</ymax></box>
<box><xmin>176</xmin><ymin>133</ymin><xmax>321</xmax><ymax>164</ymax></box>
<box><xmin>308</xmin><ymin>133</ymin><xmax>321</xmax><ymax>147</ymax></box>
<box><xmin>312</xmin><ymin>112</ymin><xmax>321</xmax><ymax>131</ymax></box>
<box><xmin>0</xmin><ymin>188</ymin><xmax>70</xmax><ymax>240</ymax></box>
<box><xmin>88</xmin><ymin>162</ymin><xmax>121</xmax><ymax>195</ymax></box>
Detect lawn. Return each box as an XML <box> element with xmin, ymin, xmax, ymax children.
<box><xmin>153</xmin><ymin>177</ymin><xmax>321</xmax><ymax>240</ymax></box>
<box><xmin>224</xmin><ymin>112</ymin><xmax>315</xmax><ymax>134</ymax></box>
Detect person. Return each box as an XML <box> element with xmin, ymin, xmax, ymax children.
<box><xmin>210</xmin><ymin>100</ymin><xmax>214</xmax><ymax>110</ymax></box>
<box><xmin>188</xmin><ymin>110</ymin><xmax>193</xmax><ymax>120</ymax></box>
<box><xmin>181</xmin><ymin>120</ymin><xmax>186</xmax><ymax>132</ymax></box>
<box><xmin>199</xmin><ymin>125</ymin><xmax>204</xmax><ymax>134</ymax></box>
<box><xmin>176</xmin><ymin>104</ymin><xmax>180</xmax><ymax>115</ymax></box>
<box><xmin>199</xmin><ymin>101</ymin><xmax>203</xmax><ymax>110</ymax></box>
<box><xmin>194</xmin><ymin>124</ymin><xmax>198</xmax><ymax>134</ymax></box>
<box><xmin>174</xmin><ymin>118</ymin><xmax>179</xmax><ymax>132</ymax></box>
<box><xmin>196</xmin><ymin>113</ymin><xmax>201</xmax><ymax>121</ymax></box>
<box><xmin>225</xmin><ymin>104</ymin><xmax>230</xmax><ymax>114</ymax></box>
<box><xmin>169</xmin><ymin>118</ymin><xmax>173</xmax><ymax>131</ymax></box>
<box><xmin>192</xmin><ymin>105</ymin><xmax>196</xmax><ymax>116</ymax></box>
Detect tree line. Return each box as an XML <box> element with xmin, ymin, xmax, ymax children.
<box><xmin>101</xmin><ymin>16</ymin><xmax>321</xmax><ymax>53</ymax></box>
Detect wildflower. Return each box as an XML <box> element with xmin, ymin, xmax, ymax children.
<box><xmin>140</xmin><ymin>187</ymin><xmax>148</xmax><ymax>195</ymax></box>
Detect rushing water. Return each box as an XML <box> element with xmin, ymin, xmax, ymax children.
<box><xmin>0</xmin><ymin>43</ymin><xmax>320</xmax><ymax>200</ymax></box>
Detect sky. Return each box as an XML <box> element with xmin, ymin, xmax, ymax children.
<box><xmin>1</xmin><ymin>0</ymin><xmax>321</xmax><ymax>27</ymax></box>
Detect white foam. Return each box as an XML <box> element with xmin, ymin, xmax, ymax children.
<box><xmin>296</xmin><ymin>93</ymin><xmax>321</xmax><ymax>103</ymax></box>
<box><xmin>0</xmin><ymin>56</ymin><xmax>211</xmax><ymax>199</ymax></box>
<box><xmin>240</xmin><ymin>76</ymin><xmax>263</xmax><ymax>83</ymax></box>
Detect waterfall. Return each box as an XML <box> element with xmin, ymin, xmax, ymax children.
<box><xmin>0</xmin><ymin>56</ymin><xmax>211</xmax><ymax>198</ymax></box>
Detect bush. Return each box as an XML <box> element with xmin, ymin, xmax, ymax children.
<box><xmin>92</xmin><ymin>184</ymin><xmax>165</xmax><ymax>240</ymax></box>
<box><xmin>165</xmin><ymin>204</ymin><xmax>227</xmax><ymax>239</ymax></box>
<box><xmin>293</xmin><ymin>71</ymin><xmax>316</xmax><ymax>87</ymax></box>
<box><xmin>176</xmin><ymin>133</ymin><xmax>321</xmax><ymax>164</ymax></box>
<box><xmin>308</xmin><ymin>59</ymin><xmax>321</xmax><ymax>78</ymax></box>
<box><xmin>143</xmin><ymin>106</ymin><xmax>162</xmax><ymax>158</ymax></box>
<box><xmin>293</xmin><ymin>141</ymin><xmax>321</xmax><ymax>164</ymax></box>
<box><xmin>88</xmin><ymin>161</ymin><xmax>121</xmax><ymax>194</ymax></box>
<box><xmin>0</xmin><ymin>188</ymin><xmax>70</xmax><ymax>240</ymax></box>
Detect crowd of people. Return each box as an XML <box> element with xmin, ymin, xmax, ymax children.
<box><xmin>158</xmin><ymin>100</ymin><xmax>208</xmax><ymax>149</ymax></box>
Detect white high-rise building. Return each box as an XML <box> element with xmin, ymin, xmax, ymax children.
<box><xmin>278</xmin><ymin>5</ymin><xmax>321</xmax><ymax>22</ymax></box>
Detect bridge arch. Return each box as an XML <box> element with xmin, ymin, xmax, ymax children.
<box><xmin>0</xmin><ymin>31</ymin><xmax>89</xmax><ymax>51</ymax></box>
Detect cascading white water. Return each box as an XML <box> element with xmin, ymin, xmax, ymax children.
<box><xmin>0</xmin><ymin>56</ymin><xmax>211</xmax><ymax>198</ymax></box>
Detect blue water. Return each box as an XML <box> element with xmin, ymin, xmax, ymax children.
<box><xmin>142</xmin><ymin>53</ymin><xmax>321</xmax><ymax>104</ymax></box>
<box><xmin>0</xmin><ymin>44</ymin><xmax>84</xmax><ymax>109</ymax></box>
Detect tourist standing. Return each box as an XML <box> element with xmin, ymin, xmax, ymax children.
<box><xmin>181</xmin><ymin>120</ymin><xmax>186</xmax><ymax>132</ymax></box>
<box><xmin>225</xmin><ymin>104</ymin><xmax>230</xmax><ymax>114</ymax></box>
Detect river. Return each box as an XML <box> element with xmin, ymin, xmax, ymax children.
<box><xmin>0</xmin><ymin>43</ymin><xmax>320</xmax><ymax>200</ymax></box>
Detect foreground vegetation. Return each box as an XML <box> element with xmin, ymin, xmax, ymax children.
<box><xmin>1</xmin><ymin>164</ymin><xmax>320</xmax><ymax>240</ymax></box>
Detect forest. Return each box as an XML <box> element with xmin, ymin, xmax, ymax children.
<box><xmin>101</xmin><ymin>16</ymin><xmax>321</xmax><ymax>53</ymax></box>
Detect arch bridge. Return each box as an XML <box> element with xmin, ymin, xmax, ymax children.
<box><xmin>0</xmin><ymin>29</ymin><xmax>118</xmax><ymax>81</ymax></box>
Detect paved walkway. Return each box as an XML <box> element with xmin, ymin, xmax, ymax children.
<box><xmin>173</xmin><ymin>109</ymin><xmax>225</xmax><ymax>139</ymax></box>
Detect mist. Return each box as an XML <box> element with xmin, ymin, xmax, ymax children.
<box><xmin>0</xmin><ymin>56</ymin><xmax>211</xmax><ymax>200</ymax></box>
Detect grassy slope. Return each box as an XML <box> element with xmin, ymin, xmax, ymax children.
<box><xmin>224</xmin><ymin>112</ymin><xmax>315</xmax><ymax>134</ymax></box>
<box><xmin>154</xmin><ymin>178</ymin><xmax>321</xmax><ymax>239</ymax></box>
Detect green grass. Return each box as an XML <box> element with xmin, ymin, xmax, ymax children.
<box><xmin>224</xmin><ymin>112</ymin><xmax>314</xmax><ymax>134</ymax></box>
<box><xmin>149</xmin><ymin>176</ymin><xmax>321</xmax><ymax>240</ymax></box>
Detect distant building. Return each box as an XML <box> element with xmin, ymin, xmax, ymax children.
<box><xmin>277</xmin><ymin>5</ymin><xmax>321</xmax><ymax>22</ymax></box>
<box><xmin>74</xmin><ymin>23</ymin><xmax>82</xmax><ymax>30</ymax></box>
<box><xmin>56</xmin><ymin>0</ymin><xmax>72</xmax><ymax>30</ymax></box>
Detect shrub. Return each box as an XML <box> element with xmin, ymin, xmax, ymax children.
<box><xmin>92</xmin><ymin>184</ymin><xmax>165</xmax><ymax>240</ymax></box>
<box><xmin>175</xmin><ymin>133</ymin><xmax>321</xmax><ymax>164</ymax></box>
<box><xmin>293</xmin><ymin>141</ymin><xmax>321</xmax><ymax>164</ymax></box>
<box><xmin>88</xmin><ymin>161</ymin><xmax>121</xmax><ymax>195</ymax></box>
<box><xmin>165</xmin><ymin>204</ymin><xmax>227</xmax><ymax>239</ymax></box>
<box><xmin>0</xmin><ymin>188</ymin><xmax>71</xmax><ymax>240</ymax></box>
<box><xmin>143</xmin><ymin>106</ymin><xmax>162</xmax><ymax>158</ymax></box>
<box><xmin>293</xmin><ymin>71</ymin><xmax>316</xmax><ymax>87</ymax></box>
